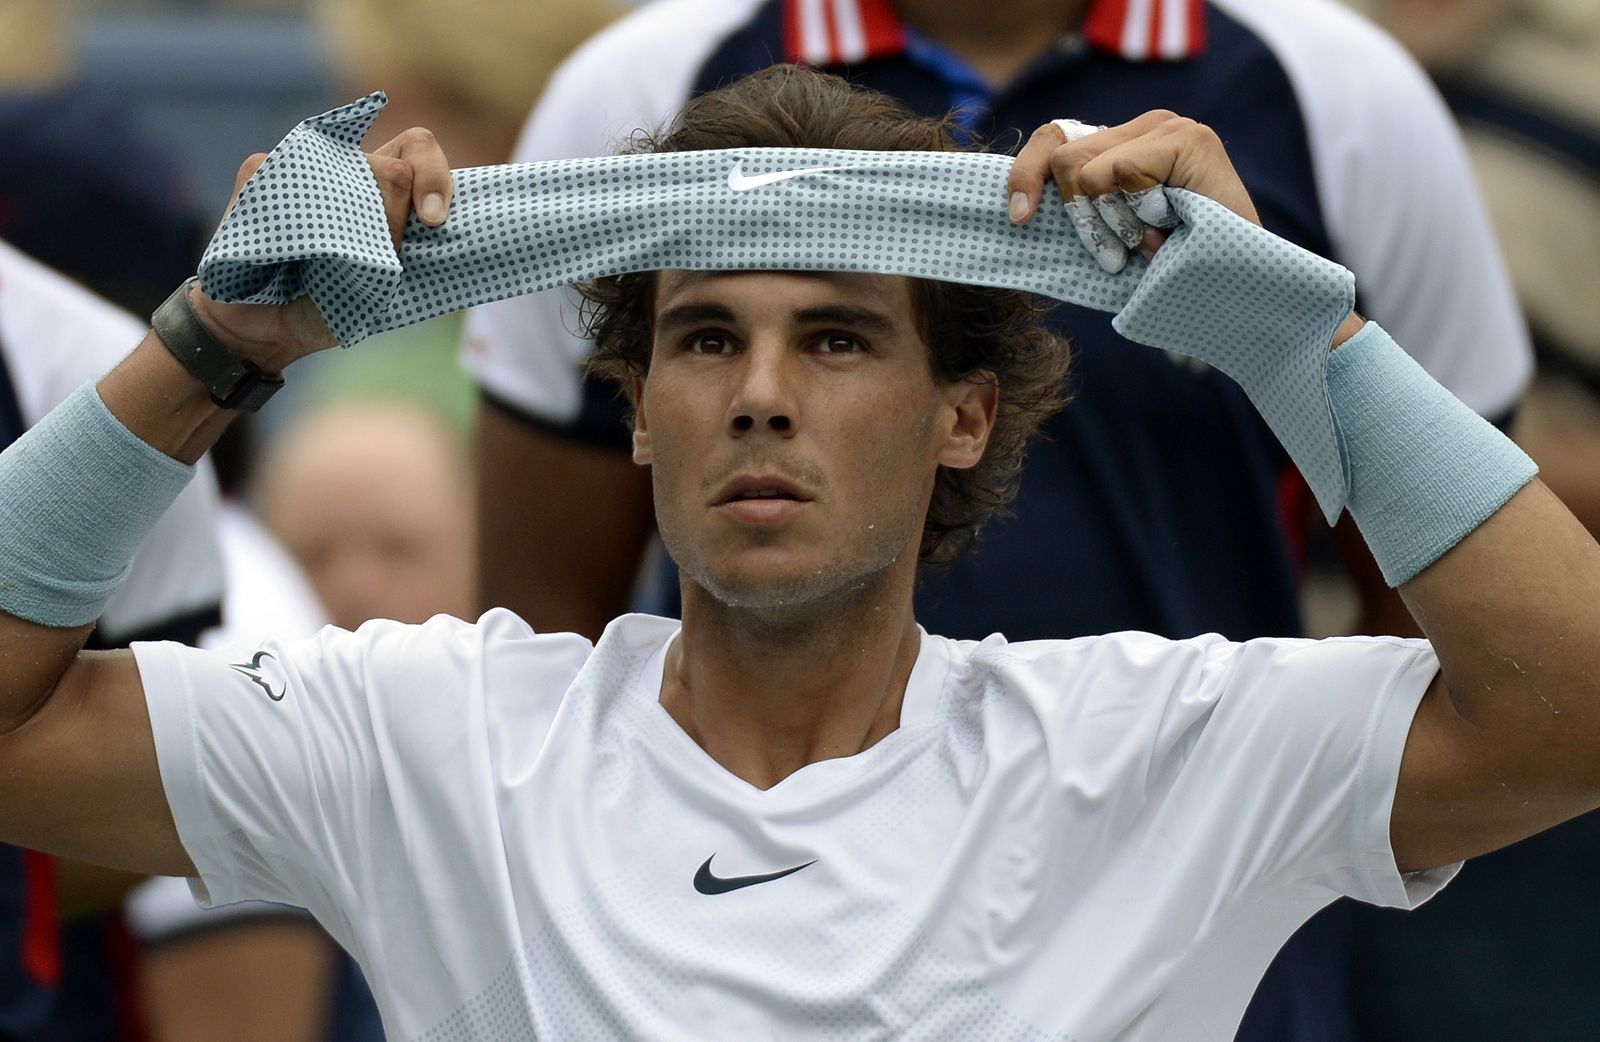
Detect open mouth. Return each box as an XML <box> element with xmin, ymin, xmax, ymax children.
<box><xmin>729</xmin><ymin>488</ymin><xmax>800</xmax><ymax>501</ymax></box>
<box><xmin>713</xmin><ymin>476</ymin><xmax>814</xmax><ymax>506</ymax></box>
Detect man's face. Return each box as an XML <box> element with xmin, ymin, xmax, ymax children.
<box><xmin>633</xmin><ymin>270</ymin><xmax>994</xmax><ymax>611</ymax></box>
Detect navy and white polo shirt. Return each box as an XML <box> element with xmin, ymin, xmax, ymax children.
<box><xmin>464</xmin><ymin>0</ymin><xmax>1529</xmax><ymax>644</ymax></box>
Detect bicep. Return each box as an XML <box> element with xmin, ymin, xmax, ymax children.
<box><xmin>0</xmin><ymin>649</ymin><xmax>194</xmax><ymax>877</ymax></box>
<box><xmin>1392</xmin><ymin>671</ymin><xmax>1587</xmax><ymax>874</ymax></box>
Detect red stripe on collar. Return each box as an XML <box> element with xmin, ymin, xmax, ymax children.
<box><xmin>782</xmin><ymin>0</ymin><xmax>1204</xmax><ymax>66</ymax></box>
<box><xmin>784</xmin><ymin>0</ymin><xmax>906</xmax><ymax>64</ymax></box>
<box><xmin>1083</xmin><ymin>0</ymin><xmax>1207</xmax><ymax>60</ymax></box>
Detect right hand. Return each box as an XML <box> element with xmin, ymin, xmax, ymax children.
<box><xmin>189</xmin><ymin>126</ymin><xmax>454</xmax><ymax>373</ymax></box>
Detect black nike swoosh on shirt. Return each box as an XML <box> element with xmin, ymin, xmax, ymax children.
<box><xmin>693</xmin><ymin>854</ymin><xmax>816</xmax><ymax>895</ymax></box>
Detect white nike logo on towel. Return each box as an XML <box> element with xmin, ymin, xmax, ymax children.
<box><xmin>726</xmin><ymin>160</ymin><xmax>846</xmax><ymax>191</ymax></box>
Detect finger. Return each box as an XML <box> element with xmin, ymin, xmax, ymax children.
<box><xmin>1046</xmin><ymin>109</ymin><xmax>1183</xmax><ymax>203</ymax></box>
<box><xmin>213</xmin><ymin>153</ymin><xmax>269</xmax><ymax>236</ymax></box>
<box><xmin>1136</xmin><ymin>227</ymin><xmax>1170</xmax><ymax>261</ymax></box>
<box><xmin>366</xmin><ymin>154</ymin><xmax>416</xmax><ymax>254</ymax></box>
<box><xmin>1126</xmin><ymin>186</ymin><xmax>1178</xmax><ymax>229</ymax></box>
<box><xmin>1092</xmin><ymin>192</ymin><xmax>1148</xmax><ymax>249</ymax></box>
<box><xmin>373</xmin><ymin>126</ymin><xmax>452</xmax><ymax>227</ymax></box>
<box><xmin>1066</xmin><ymin>195</ymin><xmax>1129</xmax><ymax>273</ymax></box>
<box><xmin>1007</xmin><ymin>122</ymin><xmax>1070</xmax><ymax>224</ymax></box>
<box><xmin>1078</xmin><ymin>116</ymin><xmax>1260</xmax><ymax>226</ymax></box>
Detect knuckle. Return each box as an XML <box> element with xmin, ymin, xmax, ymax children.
<box><xmin>1144</xmin><ymin>108</ymin><xmax>1180</xmax><ymax>124</ymax></box>
<box><xmin>370</xmin><ymin>154</ymin><xmax>414</xmax><ymax>185</ymax></box>
<box><xmin>1164</xmin><ymin>114</ymin><xmax>1203</xmax><ymax>136</ymax></box>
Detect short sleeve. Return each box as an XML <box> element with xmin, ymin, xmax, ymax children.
<box><xmin>131</xmin><ymin>614</ymin><xmax>500</xmax><ymax>919</ymax></box>
<box><xmin>1167</xmin><ymin>634</ymin><xmax>1455</xmax><ymax>909</ymax></box>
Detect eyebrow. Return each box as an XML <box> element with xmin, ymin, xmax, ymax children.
<box><xmin>654</xmin><ymin>303</ymin><xmax>736</xmax><ymax>335</ymax></box>
<box><xmin>653</xmin><ymin>302</ymin><xmax>900</xmax><ymax>336</ymax></box>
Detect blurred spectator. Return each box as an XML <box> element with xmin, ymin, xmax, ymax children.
<box><xmin>254</xmin><ymin>399</ymin><xmax>476</xmax><ymax>631</ymax></box>
<box><xmin>1339</xmin><ymin>2</ymin><xmax>1600</xmax><ymax>1037</ymax></box>
<box><xmin>267</xmin><ymin>0</ymin><xmax>621</xmax><ymax>440</ymax></box>
<box><xmin>462</xmin><ymin>1</ymin><xmax>1531</xmax><ymax>1038</ymax></box>
<box><xmin>0</xmin><ymin>237</ymin><xmax>225</xmax><ymax>1040</ymax></box>
<box><xmin>0</xmin><ymin>89</ymin><xmax>206</xmax><ymax>317</ymax></box>
<box><xmin>0</xmin><ymin>57</ymin><xmax>376</xmax><ymax>1039</ymax></box>
<box><xmin>314</xmin><ymin>0</ymin><xmax>619</xmax><ymax>170</ymax></box>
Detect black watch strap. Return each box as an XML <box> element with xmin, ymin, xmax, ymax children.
<box><xmin>151</xmin><ymin>277</ymin><xmax>284</xmax><ymax>412</ymax></box>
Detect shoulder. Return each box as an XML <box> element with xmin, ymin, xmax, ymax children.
<box><xmin>1206</xmin><ymin>0</ymin><xmax>1453</xmax><ymax>163</ymax></box>
<box><xmin>1206</xmin><ymin>0</ymin><xmax>1461</xmax><ymax>165</ymax></box>
<box><xmin>515</xmin><ymin>0</ymin><xmax>770</xmax><ymax>162</ymax></box>
<box><xmin>1209</xmin><ymin>0</ymin><xmax>1430</xmax><ymax>98</ymax></box>
<box><xmin>352</xmin><ymin>608</ymin><xmax>596</xmax><ymax>694</ymax></box>
<box><xmin>0</xmin><ymin>238</ymin><xmax>148</xmax><ymax>423</ymax></box>
<box><xmin>940</xmin><ymin>628</ymin><xmax>1434</xmax><ymax>735</ymax></box>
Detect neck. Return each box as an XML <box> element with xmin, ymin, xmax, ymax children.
<box><xmin>892</xmin><ymin>0</ymin><xmax>1090</xmax><ymax>87</ymax></box>
<box><xmin>662</xmin><ymin>562</ymin><xmax>924</xmax><ymax>790</ymax></box>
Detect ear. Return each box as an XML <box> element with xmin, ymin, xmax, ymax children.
<box><xmin>935</xmin><ymin>371</ymin><xmax>999</xmax><ymax>470</ymax></box>
<box><xmin>631</xmin><ymin>375</ymin><xmax>652</xmax><ymax>465</ymax></box>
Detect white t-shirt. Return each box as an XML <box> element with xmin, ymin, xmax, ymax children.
<box><xmin>133</xmin><ymin>611</ymin><xmax>1451</xmax><ymax>1042</ymax></box>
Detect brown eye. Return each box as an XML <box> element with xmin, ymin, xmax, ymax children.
<box><xmin>818</xmin><ymin>333</ymin><xmax>865</xmax><ymax>354</ymax></box>
<box><xmin>689</xmin><ymin>332</ymin><xmax>733</xmax><ymax>355</ymax></box>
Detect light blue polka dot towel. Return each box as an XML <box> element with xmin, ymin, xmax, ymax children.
<box><xmin>199</xmin><ymin>93</ymin><xmax>1356</xmax><ymax>521</ymax></box>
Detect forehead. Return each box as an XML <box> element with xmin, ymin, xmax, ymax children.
<box><xmin>652</xmin><ymin>269</ymin><xmax>918</xmax><ymax>322</ymax></box>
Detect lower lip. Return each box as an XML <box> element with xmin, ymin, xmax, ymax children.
<box><xmin>716</xmin><ymin>498</ymin><xmax>810</xmax><ymax>524</ymax></box>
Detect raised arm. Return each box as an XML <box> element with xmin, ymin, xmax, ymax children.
<box><xmin>0</xmin><ymin>130</ymin><xmax>452</xmax><ymax>876</ymax></box>
<box><xmin>1008</xmin><ymin>113</ymin><xmax>1600</xmax><ymax>874</ymax></box>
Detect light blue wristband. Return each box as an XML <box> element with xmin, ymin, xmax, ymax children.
<box><xmin>1328</xmin><ymin>322</ymin><xmax>1537</xmax><ymax>586</ymax></box>
<box><xmin>0</xmin><ymin>382</ymin><xmax>196</xmax><ymax>627</ymax></box>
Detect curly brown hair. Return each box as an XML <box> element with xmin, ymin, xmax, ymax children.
<box><xmin>580</xmin><ymin>64</ymin><xmax>1071</xmax><ymax>570</ymax></box>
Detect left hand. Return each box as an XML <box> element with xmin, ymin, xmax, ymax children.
<box><xmin>1007</xmin><ymin>111</ymin><xmax>1366</xmax><ymax>345</ymax></box>
<box><xmin>1006</xmin><ymin>110</ymin><xmax>1263</xmax><ymax>252</ymax></box>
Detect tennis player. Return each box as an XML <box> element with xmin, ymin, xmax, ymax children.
<box><xmin>0</xmin><ymin>69</ymin><xmax>1592</xmax><ymax>1041</ymax></box>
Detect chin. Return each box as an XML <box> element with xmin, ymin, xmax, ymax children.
<box><xmin>689</xmin><ymin>550</ymin><xmax>906</xmax><ymax>614</ymax></box>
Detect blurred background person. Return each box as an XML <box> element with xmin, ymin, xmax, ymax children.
<box><xmin>461</xmin><ymin>1</ymin><xmax>1532</xmax><ymax>1038</ymax></box>
<box><xmin>268</xmin><ymin>0</ymin><xmax>622</xmax><ymax>442</ymax></box>
<box><xmin>1353</xmin><ymin>0</ymin><xmax>1600</xmax><ymax>534</ymax></box>
<box><xmin>254</xmin><ymin>398</ymin><xmax>477</xmax><ymax>632</ymax></box>
<box><xmin>0</xmin><ymin>5</ymin><xmax>378</xmax><ymax>1037</ymax></box>
<box><xmin>0</xmin><ymin>233</ymin><xmax>225</xmax><ymax>1041</ymax></box>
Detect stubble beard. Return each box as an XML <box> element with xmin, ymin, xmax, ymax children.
<box><xmin>662</xmin><ymin>499</ymin><xmax>923</xmax><ymax>622</ymax></box>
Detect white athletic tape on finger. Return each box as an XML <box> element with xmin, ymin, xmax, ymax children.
<box><xmin>1067</xmin><ymin>195</ymin><xmax>1130</xmax><ymax>273</ymax></box>
<box><xmin>1048</xmin><ymin>117</ymin><xmax>1168</xmax><ymax>270</ymax></box>
<box><xmin>197</xmin><ymin>93</ymin><xmax>1356</xmax><ymax>520</ymax></box>
<box><xmin>1051</xmin><ymin>118</ymin><xmax>1104</xmax><ymax>143</ymax></box>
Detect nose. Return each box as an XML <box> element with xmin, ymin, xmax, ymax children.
<box><xmin>727</xmin><ymin>339</ymin><xmax>796</xmax><ymax>438</ymax></box>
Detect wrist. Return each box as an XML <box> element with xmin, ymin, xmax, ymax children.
<box><xmin>1331</xmin><ymin>311</ymin><xmax>1366</xmax><ymax>350</ymax></box>
<box><xmin>186</xmin><ymin>283</ymin><xmax>301</xmax><ymax>376</ymax></box>
<box><xmin>151</xmin><ymin>279</ymin><xmax>285</xmax><ymax>413</ymax></box>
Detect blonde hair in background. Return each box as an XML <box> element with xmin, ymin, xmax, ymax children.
<box><xmin>316</xmin><ymin>0</ymin><xmax>620</xmax><ymax>131</ymax></box>
<box><xmin>0</xmin><ymin>0</ymin><xmax>76</xmax><ymax>88</ymax></box>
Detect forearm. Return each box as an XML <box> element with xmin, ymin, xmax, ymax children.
<box><xmin>97</xmin><ymin>330</ymin><xmax>236</xmax><ymax>465</ymax></box>
<box><xmin>0</xmin><ymin>327</ymin><xmax>237</xmax><ymax>726</ymax></box>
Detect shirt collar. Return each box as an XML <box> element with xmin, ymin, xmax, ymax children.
<box><xmin>781</xmin><ymin>0</ymin><xmax>1207</xmax><ymax>66</ymax></box>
